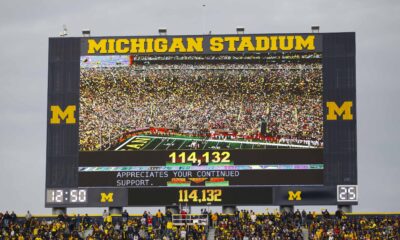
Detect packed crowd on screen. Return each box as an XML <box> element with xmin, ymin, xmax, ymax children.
<box><xmin>79</xmin><ymin>61</ymin><xmax>323</xmax><ymax>151</ymax></box>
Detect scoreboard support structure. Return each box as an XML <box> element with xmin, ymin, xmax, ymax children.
<box><xmin>165</xmin><ymin>206</ymin><xmax>180</xmax><ymax>214</ymax></box>
<box><xmin>338</xmin><ymin>205</ymin><xmax>353</xmax><ymax>213</ymax></box>
<box><xmin>222</xmin><ymin>205</ymin><xmax>237</xmax><ymax>214</ymax></box>
<box><xmin>52</xmin><ymin>207</ymin><xmax>66</xmax><ymax>215</ymax></box>
<box><xmin>109</xmin><ymin>207</ymin><xmax>123</xmax><ymax>215</ymax></box>
<box><xmin>280</xmin><ymin>206</ymin><xmax>294</xmax><ymax>213</ymax></box>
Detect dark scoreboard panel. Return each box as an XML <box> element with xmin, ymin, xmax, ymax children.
<box><xmin>45</xmin><ymin>186</ymin><xmax>358</xmax><ymax>207</ymax></box>
<box><xmin>46</xmin><ymin>33</ymin><xmax>357</xmax><ymax>207</ymax></box>
<box><xmin>79</xmin><ymin>169</ymin><xmax>323</xmax><ymax>187</ymax></box>
<box><xmin>78</xmin><ymin>149</ymin><xmax>324</xmax><ymax>187</ymax></box>
<box><xmin>79</xmin><ymin>149</ymin><xmax>323</xmax><ymax>166</ymax></box>
<box><xmin>128</xmin><ymin>188</ymin><xmax>274</xmax><ymax>205</ymax></box>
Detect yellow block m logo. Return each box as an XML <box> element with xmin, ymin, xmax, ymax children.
<box><xmin>100</xmin><ymin>193</ymin><xmax>114</xmax><ymax>202</ymax></box>
<box><xmin>50</xmin><ymin>105</ymin><xmax>76</xmax><ymax>124</ymax></box>
<box><xmin>326</xmin><ymin>101</ymin><xmax>353</xmax><ymax>120</ymax></box>
<box><xmin>288</xmin><ymin>191</ymin><xmax>302</xmax><ymax>201</ymax></box>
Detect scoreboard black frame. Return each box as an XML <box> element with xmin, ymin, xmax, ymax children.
<box><xmin>46</xmin><ymin>32</ymin><xmax>357</xmax><ymax>207</ymax></box>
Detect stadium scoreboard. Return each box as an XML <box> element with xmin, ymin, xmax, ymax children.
<box><xmin>46</xmin><ymin>33</ymin><xmax>357</xmax><ymax>207</ymax></box>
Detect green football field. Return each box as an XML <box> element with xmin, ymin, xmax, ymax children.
<box><xmin>114</xmin><ymin>135</ymin><xmax>311</xmax><ymax>151</ymax></box>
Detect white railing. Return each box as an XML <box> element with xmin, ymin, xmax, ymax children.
<box><xmin>172</xmin><ymin>214</ymin><xmax>209</xmax><ymax>226</ymax></box>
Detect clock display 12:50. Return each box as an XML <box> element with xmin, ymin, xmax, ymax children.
<box><xmin>47</xmin><ymin>189</ymin><xmax>87</xmax><ymax>203</ymax></box>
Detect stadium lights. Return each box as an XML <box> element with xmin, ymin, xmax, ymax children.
<box><xmin>158</xmin><ymin>28</ymin><xmax>167</xmax><ymax>36</ymax></box>
<box><xmin>82</xmin><ymin>29</ymin><xmax>91</xmax><ymax>37</ymax></box>
<box><xmin>311</xmin><ymin>26</ymin><xmax>320</xmax><ymax>33</ymax></box>
<box><xmin>59</xmin><ymin>24</ymin><xmax>68</xmax><ymax>37</ymax></box>
<box><xmin>236</xmin><ymin>27</ymin><xmax>245</xmax><ymax>34</ymax></box>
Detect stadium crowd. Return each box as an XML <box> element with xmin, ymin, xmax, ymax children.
<box><xmin>0</xmin><ymin>209</ymin><xmax>207</xmax><ymax>239</ymax></box>
<box><xmin>1</xmin><ymin>209</ymin><xmax>399</xmax><ymax>239</ymax></box>
<box><xmin>214</xmin><ymin>209</ymin><xmax>400</xmax><ymax>239</ymax></box>
<box><xmin>80</xmin><ymin>59</ymin><xmax>323</xmax><ymax>151</ymax></box>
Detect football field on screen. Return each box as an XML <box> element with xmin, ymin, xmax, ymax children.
<box><xmin>113</xmin><ymin>135</ymin><xmax>309</xmax><ymax>151</ymax></box>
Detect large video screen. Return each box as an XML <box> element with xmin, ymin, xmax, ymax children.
<box><xmin>78</xmin><ymin>52</ymin><xmax>324</xmax><ymax>188</ymax></box>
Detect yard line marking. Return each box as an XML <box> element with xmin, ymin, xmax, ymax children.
<box><xmin>178</xmin><ymin>140</ymin><xmax>187</xmax><ymax>150</ymax></box>
<box><xmin>115</xmin><ymin>136</ymin><xmax>136</xmax><ymax>150</ymax></box>
<box><xmin>140</xmin><ymin>136</ymin><xmax>155</xmax><ymax>150</ymax></box>
<box><xmin>139</xmin><ymin>135</ymin><xmax>315</xmax><ymax>148</ymax></box>
<box><xmin>202</xmin><ymin>141</ymin><xmax>208</xmax><ymax>149</ymax></box>
<box><xmin>166</xmin><ymin>139</ymin><xmax>176</xmax><ymax>150</ymax></box>
<box><xmin>152</xmin><ymin>138</ymin><xmax>165</xmax><ymax>150</ymax></box>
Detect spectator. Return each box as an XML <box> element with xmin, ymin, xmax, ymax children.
<box><xmin>155</xmin><ymin>209</ymin><xmax>163</xmax><ymax>226</ymax></box>
<box><xmin>3</xmin><ymin>211</ymin><xmax>10</xmax><ymax>227</ymax></box>
<box><xmin>102</xmin><ymin>209</ymin><xmax>109</xmax><ymax>224</ymax></box>
<box><xmin>122</xmin><ymin>209</ymin><xmax>129</xmax><ymax>223</ymax></box>
<box><xmin>180</xmin><ymin>209</ymin><xmax>187</xmax><ymax>224</ymax></box>
<box><xmin>180</xmin><ymin>226</ymin><xmax>187</xmax><ymax>239</ymax></box>
<box><xmin>211</xmin><ymin>212</ymin><xmax>218</xmax><ymax>227</ymax></box>
<box><xmin>25</xmin><ymin>210</ymin><xmax>32</xmax><ymax>221</ymax></box>
<box><xmin>10</xmin><ymin>211</ymin><xmax>17</xmax><ymax>224</ymax></box>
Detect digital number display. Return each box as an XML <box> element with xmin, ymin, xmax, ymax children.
<box><xmin>48</xmin><ymin>189</ymin><xmax>64</xmax><ymax>203</ymax></box>
<box><xmin>46</xmin><ymin>189</ymin><xmax>87</xmax><ymax>203</ymax></box>
<box><xmin>337</xmin><ymin>185</ymin><xmax>358</xmax><ymax>202</ymax></box>
<box><xmin>128</xmin><ymin>187</ymin><xmax>273</xmax><ymax>205</ymax></box>
<box><xmin>169</xmin><ymin>151</ymin><xmax>231</xmax><ymax>165</ymax></box>
<box><xmin>178</xmin><ymin>189</ymin><xmax>222</xmax><ymax>203</ymax></box>
<box><xmin>69</xmin><ymin>189</ymin><xmax>87</xmax><ymax>203</ymax></box>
